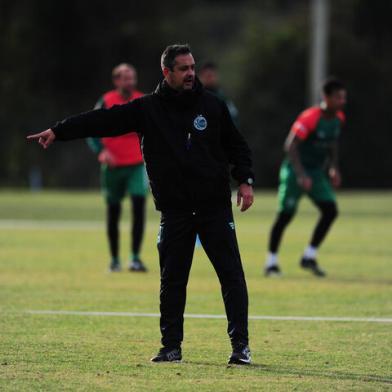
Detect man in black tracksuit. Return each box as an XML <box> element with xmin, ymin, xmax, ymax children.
<box><xmin>27</xmin><ymin>44</ymin><xmax>255</xmax><ymax>365</ymax></box>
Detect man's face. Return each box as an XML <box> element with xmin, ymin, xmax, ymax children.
<box><xmin>199</xmin><ymin>68</ymin><xmax>219</xmax><ymax>90</ymax></box>
<box><xmin>114</xmin><ymin>68</ymin><xmax>137</xmax><ymax>95</ymax></box>
<box><xmin>164</xmin><ymin>53</ymin><xmax>195</xmax><ymax>91</ymax></box>
<box><xmin>324</xmin><ymin>89</ymin><xmax>347</xmax><ymax>112</ymax></box>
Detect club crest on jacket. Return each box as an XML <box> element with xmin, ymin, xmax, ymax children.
<box><xmin>193</xmin><ymin>115</ymin><xmax>207</xmax><ymax>131</ymax></box>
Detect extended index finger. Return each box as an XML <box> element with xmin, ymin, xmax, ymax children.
<box><xmin>26</xmin><ymin>133</ymin><xmax>42</xmax><ymax>140</ymax></box>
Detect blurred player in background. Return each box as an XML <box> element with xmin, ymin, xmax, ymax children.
<box><xmin>198</xmin><ymin>62</ymin><xmax>239</xmax><ymax>126</ymax></box>
<box><xmin>265</xmin><ymin>78</ymin><xmax>347</xmax><ymax>277</ymax></box>
<box><xmin>87</xmin><ymin>64</ymin><xmax>148</xmax><ymax>272</ymax></box>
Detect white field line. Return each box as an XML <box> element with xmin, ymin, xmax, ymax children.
<box><xmin>0</xmin><ymin>220</ymin><xmax>159</xmax><ymax>230</ymax></box>
<box><xmin>0</xmin><ymin>219</ymin><xmax>103</xmax><ymax>230</ymax></box>
<box><xmin>25</xmin><ymin>310</ymin><xmax>392</xmax><ymax>323</ymax></box>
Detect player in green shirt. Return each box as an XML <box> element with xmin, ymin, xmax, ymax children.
<box><xmin>265</xmin><ymin>79</ymin><xmax>347</xmax><ymax>277</ymax></box>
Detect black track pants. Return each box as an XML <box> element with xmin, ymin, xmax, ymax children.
<box><xmin>157</xmin><ymin>208</ymin><xmax>249</xmax><ymax>349</ymax></box>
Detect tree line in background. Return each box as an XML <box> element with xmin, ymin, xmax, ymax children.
<box><xmin>1</xmin><ymin>0</ymin><xmax>391</xmax><ymax>189</ymax></box>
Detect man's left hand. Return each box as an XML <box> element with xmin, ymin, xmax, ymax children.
<box><xmin>237</xmin><ymin>184</ymin><xmax>254</xmax><ymax>212</ymax></box>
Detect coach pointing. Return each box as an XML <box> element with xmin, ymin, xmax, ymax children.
<box><xmin>28</xmin><ymin>44</ymin><xmax>255</xmax><ymax>365</ymax></box>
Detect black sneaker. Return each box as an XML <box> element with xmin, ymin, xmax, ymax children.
<box><xmin>264</xmin><ymin>265</ymin><xmax>282</xmax><ymax>277</ymax></box>
<box><xmin>228</xmin><ymin>344</ymin><xmax>251</xmax><ymax>365</ymax></box>
<box><xmin>151</xmin><ymin>347</ymin><xmax>182</xmax><ymax>363</ymax></box>
<box><xmin>300</xmin><ymin>257</ymin><xmax>326</xmax><ymax>277</ymax></box>
<box><xmin>129</xmin><ymin>259</ymin><xmax>148</xmax><ymax>272</ymax></box>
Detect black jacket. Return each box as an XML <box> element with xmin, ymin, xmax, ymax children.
<box><xmin>53</xmin><ymin>78</ymin><xmax>254</xmax><ymax>212</ymax></box>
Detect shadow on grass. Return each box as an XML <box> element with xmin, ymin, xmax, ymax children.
<box><xmin>184</xmin><ymin>361</ymin><xmax>392</xmax><ymax>385</ymax></box>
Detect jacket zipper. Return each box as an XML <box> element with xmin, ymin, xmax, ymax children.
<box><xmin>186</xmin><ymin>132</ymin><xmax>192</xmax><ymax>150</ymax></box>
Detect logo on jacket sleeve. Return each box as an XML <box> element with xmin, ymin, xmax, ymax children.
<box><xmin>193</xmin><ymin>115</ymin><xmax>207</xmax><ymax>131</ymax></box>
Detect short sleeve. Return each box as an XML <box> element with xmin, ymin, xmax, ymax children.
<box><xmin>290</xmin><ymin>107</ymin><xmax>321</xmax><ymax>140</ymax></box>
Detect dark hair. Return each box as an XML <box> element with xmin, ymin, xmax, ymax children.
<box><xmin>161</xmin><ymin>44</ymin><xmax>192</xmax><ymax>70</ymax></box>
<box><xmin>199</xmin><ymin>61</ymin><xmax>217</xmax><ymax>73</ymax></box>
<box><xmin>322</xmin><ymin>78</ymin><xmax>346</xmax><ymax>96</ymax></box>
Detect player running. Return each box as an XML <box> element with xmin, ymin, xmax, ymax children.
<box><xmin>87</xmin><ymin>63</ymin><xmax>148</xmax><ymax>272</ymax></box>
<box><xmin>265</xmin><ymin>78</ymin><xmax>347</xmax><ymax>277</ymax></box>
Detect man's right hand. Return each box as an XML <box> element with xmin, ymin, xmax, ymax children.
<box><xmin>26</xmin><ymin>129</ymin><xmax>56</xmax><ymax>149</ymax></box>
<box><xmin>98</xmin><ymin>149</ymin><xmax>116</xmax><ymax>166</ymax></box>
<box><xmin>297</xmin><ymin>175</ymin><xmax>312</xmax><ymax>191</ymax></box>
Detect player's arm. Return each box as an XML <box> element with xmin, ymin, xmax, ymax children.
<box><xmin>328</xmin><ymin>141</ymin><xmax>341</xmax><ymax>188</ymax></box>
<box><xmin>86</xmin><ymin>137</ymin><xmax>104</xmax><ymax>154</ymax></box>
<box><xmin>220</xmin><ymin>101</ymin><xmax>254</xmax><ymax>212</ymax></box>
<box><xmin>87</xmin><ymin>136</ymin><xmax>116</xmax><ymax>166</ymax></box>
<box><xmin>86</xmin><ymin>97</ymin><xmax>105</xmax><ymax>154</ymax></box>
<box><xmin>284</xmin><ymin>133</ymin><xmax>312</xmax><ymax>191</ymax></box>
<box><xmin>86</xmin><ymin>97</ymin><xmax>116</xmax><ymax>166</ymax></box>
<box><xmin>27</xmin><ymin>98</ymin><xmax>143</xmax><ymax>148</ymax></box>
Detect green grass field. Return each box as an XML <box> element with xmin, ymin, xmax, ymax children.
<box><xmin>1</xmin><ymin>190</ymin><xmax>391</xmax><ymax>391</ymax></box>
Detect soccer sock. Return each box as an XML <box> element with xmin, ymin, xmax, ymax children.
<box><xmin>268</xmin><ymin>211</ymin><xmax>295</xmax><ymax>253</ymax></box>
<box><xmin>310</xmin><ymin>201</ymin><xmax>339</xmax><ymax>248</ymax></box>
<box><xmin>131</xmin><ymin>195</ymin><xmax>146</xmax><ymax>260</ymax></box>
<box><xmin>303</xmin><ymin>245</ymin><xmax>317</xmax><ymax>259</ymax></box>
<box><xmin>265</xmin><ymin>252</ymin><xmax>278</xmax><ymax>268</ymax></box>
<box><xmin>107</xmin><ymin>202</ymin><xmax>121</xmax><ymax>263</ymax></box>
